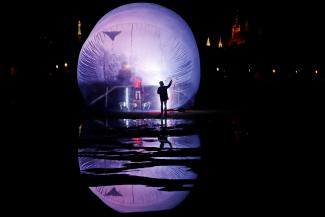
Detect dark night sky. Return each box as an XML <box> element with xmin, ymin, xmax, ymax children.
<box><xmin>0</xmin><ymin>0</ymin><xmax>324</xmax><ymax>63</ymax></box>
<box><xmin>2</xmin><ymin>3</ymin><xmax>325</xmax><ymax>216</ymax></box>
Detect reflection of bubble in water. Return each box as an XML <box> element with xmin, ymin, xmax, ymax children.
<box><xmin>78</xmin><ymin>133</ymin><xmax>201</xmax><ymax>213</ymax></box>
<box><xmin>119</xmin><ymin>135</ymin><xmax>201</xmax><ymax>149</ymax></box>
<box><xmin>90</xmin><ymin>185</ymin><xmax>189</xmax><ymax>213</ymax></box>
<box><xmin>78</xmin><ymin>3</ymin><xmax>200</xmax><ymax>111</ymax></box>
<box><xmin>80</xmin><ymin>119</ymin><xmax>193</xmax><ymax>133</ymax></box>
<box><xmin>78</xmin><ymin>157</ymin><xmax>129</xmax><ymax>171</ymax></box>
<box><xmin>118</xmin><ymin>165</ymin><xmax>197</xmax><ymax>180</ymax></box>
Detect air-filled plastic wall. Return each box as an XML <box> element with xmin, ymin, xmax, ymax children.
<box><xmin>78</xmin><ymin>3</ymin><xmax>200</xmax><ymax>111</ymax></box>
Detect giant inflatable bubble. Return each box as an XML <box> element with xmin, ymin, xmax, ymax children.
<box><xmin>77</xmin><ymin>3</ymin><xmax>200</xmax><ymax>111</ymax></box>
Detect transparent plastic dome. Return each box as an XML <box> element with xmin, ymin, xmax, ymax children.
<box><xmin>78</xmin><ymin>3</ymin><xmax>200</xmax><ymax>111</ymax></box>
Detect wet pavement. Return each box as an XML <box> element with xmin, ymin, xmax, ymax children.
<box><xmin>75</xmin><ymin>115</ymin><xmax>256</xmax><ymax>215</ymax></box>
<box><xmin>4</xmin><ymin>108</ymin><xmax>323</xmax><ymax>216</ymax></box>
<box><xmin>74</xmin><ymin>111</ymin><xmax>323</xmax><ymax>216</ymax></box>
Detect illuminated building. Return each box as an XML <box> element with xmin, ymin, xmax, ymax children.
<box><xmin>229</xmin><ymin>12</ymin><xmax>245</xmax><ymax>46</ymax></box>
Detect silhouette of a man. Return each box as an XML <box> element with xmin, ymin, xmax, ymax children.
<box><xmin>157</xmin><ymin>80</ymin><xmax>172</xmax><ymax>116</ymax></box>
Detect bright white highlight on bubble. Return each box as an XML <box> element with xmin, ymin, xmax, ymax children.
<box><xmin>77</xmin><ymin>3</ymin><xmax>200</xmax><ymax>111</ymax></box>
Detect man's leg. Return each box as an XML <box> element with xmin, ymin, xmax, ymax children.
<box><xmin>166</xmin><ymin>140</ymin><xmax>172</xmax><ymax>148</ymax></box>
<box><xmin>160</xmin><ymin>101</ymin><xmax>163</xmax><ymax>115</ymax></box>
<box><xmin>164</xmin><ymin>101</ymin><xmax>167</xmax><ymax>115</ymax></box>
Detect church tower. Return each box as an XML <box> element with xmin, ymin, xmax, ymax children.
<box><xmin>229</xmin><ymin>11</ymin><xmax>245</xmax><ymax>46</ymax></box>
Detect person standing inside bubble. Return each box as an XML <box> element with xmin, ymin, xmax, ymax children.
<box><xmin>157</xmin><ymin>80</ymin><xmax>173</xmax><ymax>116</ymax></box>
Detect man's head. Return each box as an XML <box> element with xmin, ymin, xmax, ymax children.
<box><xmin>159</xmin><ymin>81</ymin><xmax>164</xmax><ymax>86</ymax></box>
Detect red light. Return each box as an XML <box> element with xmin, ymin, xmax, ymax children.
<box><xmin>132</xmin><ymin>138</ymin><xmax>142</xmax><ymax>145</ymax></box>
<box><xmin>133</xmin><ymin>78</ymin><xmax>141</xmax><ymax>88</ymax></box>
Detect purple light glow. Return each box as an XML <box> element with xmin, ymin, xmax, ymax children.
<box><xmin>78</xmin><ymin>3</ymin><xmax>200</xmax><ymax>111</ymax></box>
<box><xmin>78</xmin><ymin>133</ymin><xmax>201</xmax><ymax>213</ymax></box>
<box><xmin>90</xmin><ymin>185</ymin><xmax>189</xmax><ymax>213</ymax></box>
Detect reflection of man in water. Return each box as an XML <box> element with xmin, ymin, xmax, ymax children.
<box><xmin>160</xmin><ymin>117</ymin><xmax>167</xmax><ymax>128</ymax></box>
<box><xmin>158</xmin><ymin>134</ymin><xmax>172</xmax><ymax>148</ymax></box>
<box><xmin>157</xmin><ymin>80</ymin><xmax>172</xmax><ymax>116</ymax></box>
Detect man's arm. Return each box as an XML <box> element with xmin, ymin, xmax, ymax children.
<box><xmin>167</xmin><ymin>80</ymin><xmax>173</xmax><ymax>88</ymax></box>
